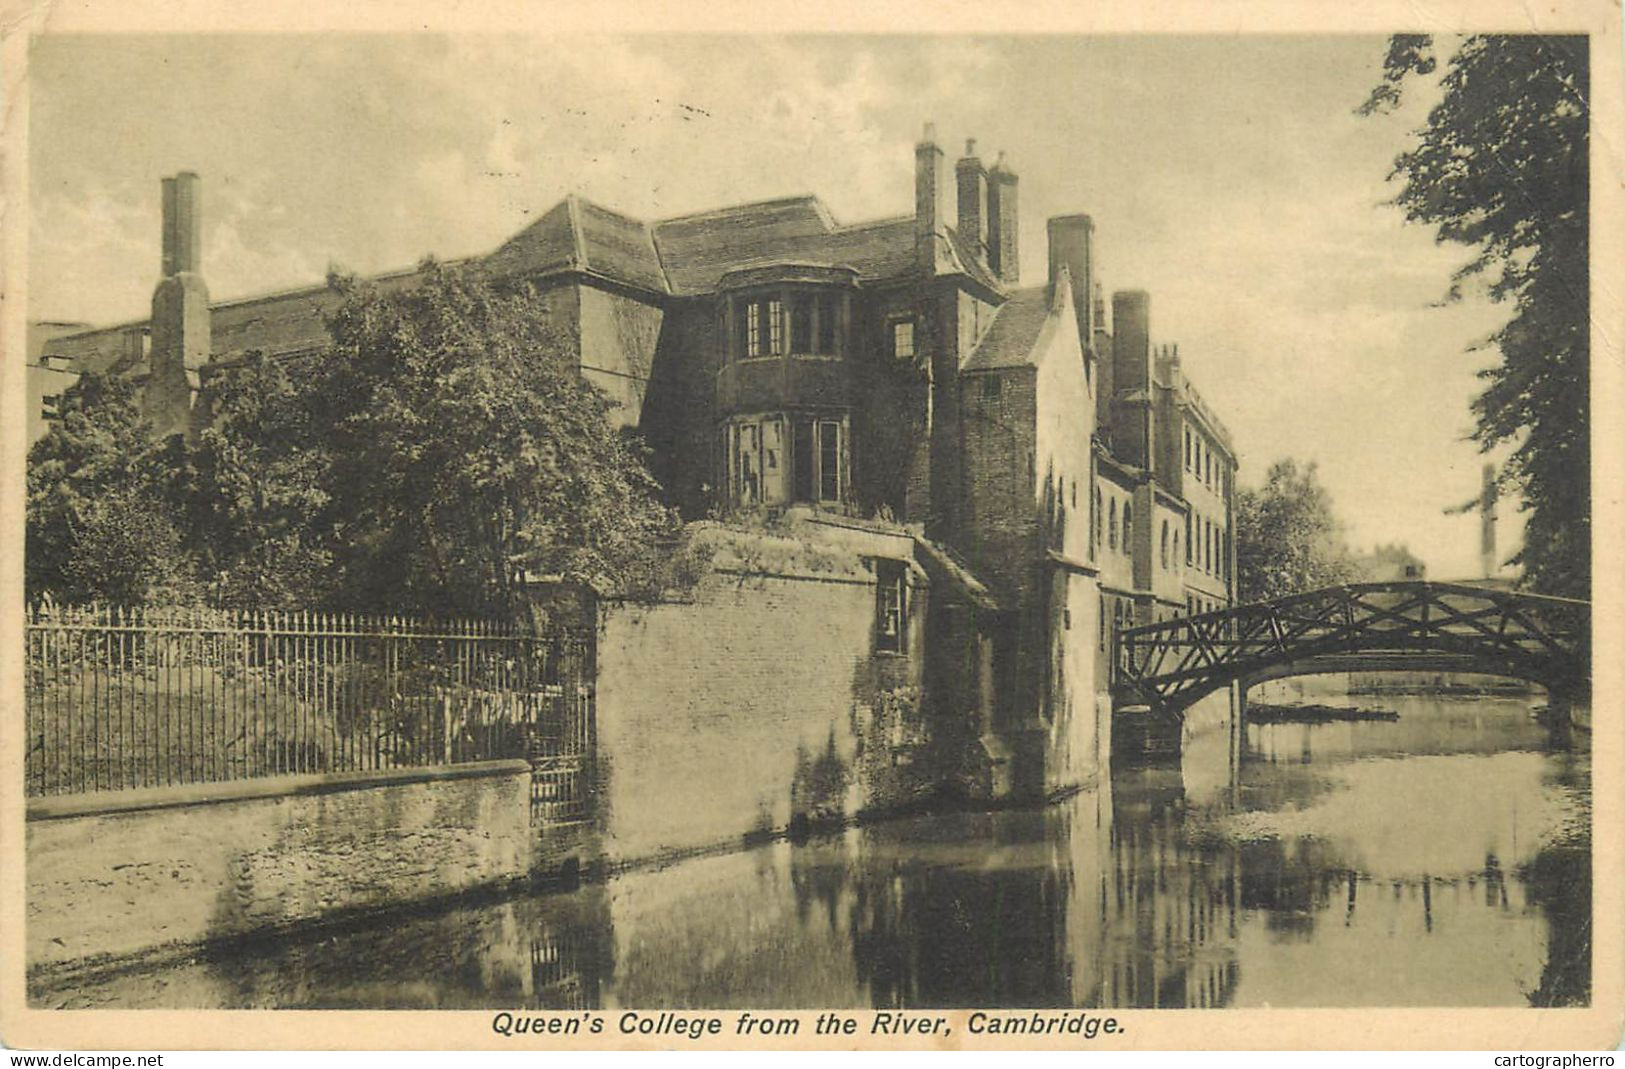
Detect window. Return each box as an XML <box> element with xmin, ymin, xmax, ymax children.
<box><xmin>875</xmin><ymin>559</ymin><xmax>908</xmax><ymax>653</ymax></box>
<box><xmin>1184</xmin><ymin>428</ymin><xmax>1192</xmax><ymax>471</ymax></box>
<box><xmin>980</xmin><ymin>375</ymin><xmax>1001</xmax><ymax>401</ymax></box>
<box><xmin>1172</xmin><ymin>530</ymin><xmax>1180</xmax><ymax>570</ymax></box>
<box><xmin>741</xmin><ymin>296</ymin><xmax>783</xmax><ymax>357</ymax></box>
<box><xmin>1123</xmin><ymin>502</ymin><xmax>1133</xmax><ymax>554</ymax></box>
<box><xmin>788</xmin><ymin>418</ymin><xmax>845</xmax><ymax>505</ymax></box>
<box><xmin>1093</xmin><ymin>488</ymin><xmax>1103</xmax><ymax>556</ymax></box>
<box><xmin>1185</xmin><ymin>512</ymin><xmax>1193</xmax><ymax>564</ymax></box>
<box><xmin>790</xmin><ymin>297</ymin><xmax>813</xmax><ymax>353</ymax></box>
<box><xmin>819</xmin><ymin>420</ymin><xmax>841</xmax><ymax>502</ymax></box>
<box><xmin>732</xmin><ymin>422</ymin><xmax>758</xmax><ymax>504</ymax></box>
<box><xmin>1098</xmin><ymin>595</ymin><xmax>1106</xmax><ymax>651</ymax></box>
<box><xmin>892</xmin><ymin>320</ymin><xmax>915</xmax><ymax>360</ymax></box>
<box><xmin>724</xmin><ymin>416</ymin><xmax>787</xmax><ymax>507</ymax></box>
<box><xmin>816</xmin><ymin>292</ymin><xmax>839</xmax><ymax>354</ymax></box>
<box><xmin>792</xmin><ymin>421</ymin><xmax>815</xmax><ymax>502</ymax></box>
<box><xmin>1160</xmin><ymin>521</ymin><xmax>1170</xmax><ymax>570</ymax></box>
<box><xmin>1108</xmin><ymin>499</ymin><xmax>1117</xmax><ymax>550</ymax></box>
<box><xmin>1071</xmin><ymin>480</ymin><xmax>1077</xmax><ymax>509</ymax></box>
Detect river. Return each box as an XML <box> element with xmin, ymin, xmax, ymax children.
<box><xmin>37</xmin><ymin>692</ymin><xmax>1590</xmax><ymax>1010</ymax></box>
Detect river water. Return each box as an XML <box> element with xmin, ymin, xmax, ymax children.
<box><xmin>41</xmin><ymin>693</ymin><xmax>1590</xmax><ymax>1010</ymax></box>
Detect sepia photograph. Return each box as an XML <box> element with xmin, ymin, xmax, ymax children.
<box><xmin>2</xmin><ymin>3</ymin><xmax>1618</xmax><ymax>1051</ymax></box>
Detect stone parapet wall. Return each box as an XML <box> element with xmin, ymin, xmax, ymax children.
<box><xmin>26</xmin><ymin>760</ymin><xmax>532</xmax><ymax>970</ymax></box>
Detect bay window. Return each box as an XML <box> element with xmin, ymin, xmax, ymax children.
<box><xmin>724</xmin><ymin>412</ymin><xmax>846</xmax><ymax>510</ymax></box>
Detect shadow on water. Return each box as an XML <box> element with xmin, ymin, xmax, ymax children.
<box><xmin>36</xmin><ymin>695</ymin><xmax>1589</xmax><ymax>1010</ymax></box>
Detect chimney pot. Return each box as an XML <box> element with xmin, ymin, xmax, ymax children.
<box><xmin>922</xmin><ymin>121</ymin><xmax>937</xmax><ymax>143</ymax></box>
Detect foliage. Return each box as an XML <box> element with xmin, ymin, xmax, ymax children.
<box><xmin>1235</xmin><ymin>459</ymin><xmax>1362</xmax><ymax>602</ymax></box>
<box><xmin>175</xmin><ymin>353</ymin><xmax>333</xmax><ymax>607</ymax></box>
<box><xmin>1360</xmin><ymin>35</ymin><xmax>1589</xmax><ymax>599</ymax></box>
<box><xmin>309</xmin><ymin>260</ymin><xmax>679</xmax><ymax>615</ymax></box>
<box><xmin>28</xmin><ymin>263</ymin><xmax>681</xmax><ymax>615</ymax></box>
<box><xmin>26</xmin><ymin>373</ymin><xmax>195</xmax><ymax>605</ymax></box>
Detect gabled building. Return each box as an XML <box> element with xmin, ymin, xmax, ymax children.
<box><xmin>38</xmin><ymin>124</ymin><xmax>1239</xmax><ymax>796</ymax></box>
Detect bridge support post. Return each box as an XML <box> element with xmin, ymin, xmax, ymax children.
<box><xmin>1541</xmin><ymin>692</ymin><xmax>1575</xmax><ymax>748</ymax></box>
<box><xmin>1111</xmin><ymin>704</ymin><xmax>1183</xmax><ymax>768</ymax></box>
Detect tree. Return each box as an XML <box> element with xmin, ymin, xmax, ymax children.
<box><xmin>172</xmin><ymin>353</ymin><xmax>332</xmax><ymax>607</ymax></box>
<box><xmin>1360</xmin><ymin>35</ymin><xmax>1589</xmax><ymax>599</ymax></box>
<box><xmin>25</xmin><ymin>373</ymin><xmax>194</xmax><ymax>605</ymax></box>
<box><xmin>309</xmin><ymin>260</ymin><xmax>678</xmax><ymax>615</ymax></box>
<box><xmin>1235</xmin><ymin>459</ymin><xmax>1362</xmax><ymax>602</ymax></box>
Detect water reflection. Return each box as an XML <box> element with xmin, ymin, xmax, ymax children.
<box><xmin>37</xmin><ymin>695</ymin><xmax>1589</xmax><ymax>1010</ymax></box>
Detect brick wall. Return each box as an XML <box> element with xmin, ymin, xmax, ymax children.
<box><xmin>592</xmin><ymin>524</ymin><xmax>935</xmax><ymax>864</ymax></box>
<box><xmin>25</xmin><ymin>761</ymin><xmax>532</xmax><ymax>969</ymax></box>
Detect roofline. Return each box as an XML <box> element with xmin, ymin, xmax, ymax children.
<box><xmin>655</xmin><ymin>193</ymin><xmax>829</xmax><ymax>228</ymax></box>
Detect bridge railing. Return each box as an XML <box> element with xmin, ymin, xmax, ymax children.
<box><xmin>1116</xmin><ymin>581</ymin><xmax>1589</xmax><ymax>711</ymax></box>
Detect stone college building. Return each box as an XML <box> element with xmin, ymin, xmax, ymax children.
<box><xmin>37</xmin><ymin>125</ymin><xmax>1239</xmax><ymax>804</ymax></box>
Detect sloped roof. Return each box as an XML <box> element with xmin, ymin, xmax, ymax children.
<box><xmin>911</xmin><ymin>535</ymin><xmax>1002</xmax><ymax>613</ymax></box>
<box><xmin>962</xmin><ymin>286</ymin><xmax>1053</xmax><ymax>371</ymax></box>
<box><xmin>484</xmin><ymin>199</ymin><xmax>581</xmax><ymax>279</ymax></box>
<box><xmin>45</xmin><ymin>189</ymin><xmax>1012</xmax><ymax>372</ymax></box>
<box><xmin>944</xmin><ymin>227</ymin><xmax>1004</xmax><ymax>294</ymax></box>
<box><xmin>574</xmin><ymin>199</ymin><xmax>667</xmax><ymax>293</ymax></box>
<box><xmin>484</xmin><ymin>196</ymin><xmax>666</xmax><ymax>294</ymax></box>
<box><xmin>479</xmin><ymin>194</ymin><xmax>919</xmax><ymax>297</ymax></box>
<box><xmin>652</xmin><ymin>197</ymin><xmax>919</xmax><ymax>295</ymax></box>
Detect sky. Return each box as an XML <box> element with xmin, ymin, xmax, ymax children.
<box><xmin>25</xmin><ymin>33</ymin><xmax>1525</xmax><ymax>579</ymax></box>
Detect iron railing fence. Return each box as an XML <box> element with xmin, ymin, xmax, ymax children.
<box><xmin>24</xmin><ymin>603</ymin><xmax>594</xmax><ymax>810</ymax></box>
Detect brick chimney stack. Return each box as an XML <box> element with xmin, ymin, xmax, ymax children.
<box><xmin>1047</xmin><ymin>214</ymin><xmax>1095</xmax><ymax>346</ymax></box>
<box><xmin>986</xmin><ymin>152</ymin><xmax>1019</xmax><ymax>284</ymax></box>
<box><xmin>146</xmin><ymin>172</ymin><xmax>211</xmax><ymax>440</ymax></box>
<box><xmin>161</xmin><ymin>172</ymin><xmax>203</xmax><ymax>277</ymax></box>
<box><xmin>955</xmin><ymin>139</ymin><xmax>988</xmax><ymax>258</ymax></box>
<box><xmin>914</xmin><ymin>122</ymin><xmax>949</xmax><ymax>277</ymax></box>
<box><xmin>1110</xmin><ymin>289</ymin><xmax>1154</xmax><ymax>470</ymax></box>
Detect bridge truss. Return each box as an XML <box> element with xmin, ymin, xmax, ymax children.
<box><xmin>1116</xmin><ymin>581</ymin><xmax>1590</xmax><ymax>714</ymax></box>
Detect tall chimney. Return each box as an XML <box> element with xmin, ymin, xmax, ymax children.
<box><xmin>915</xmin><ymin>123</ymin><xmax>949</xmax><ymax>276</ymax></box>
<box><xmin>1480</xmin><ymin>463</ymin><xmax>1498</xmax><ymax>578</ymax></box>
<box><xmin>986</xmin><ymin>152</ymin><xmax>1019</xmax><ymax>284</ymax></box>
<box><xmin>1110</xmin><ymin>290</ymin><xmax>1153</xmax><ymax>469</ymax></box>
<box><xmin>161</xmin><ymin>172</ymin><xmax>203</xmax><ymax>278</ymax></box>
<box><xmin>955</xmin><ymin>139</ymin><xmax>988</xmax><ymax>257</ymax></box>
<box><xmin>1047</xmin><ymin>215</ymin><xmax>1094</xmax><ymax>348</ymax></box>
<box><xmin>1111</xmin><ymin>290</ymin><xmax>1150</xmax><ymax>392</ymax></box>
<box><xmin>147</xmin><ymin>172</ymin><xmax>210</xmax><ymax>439</ymax></box>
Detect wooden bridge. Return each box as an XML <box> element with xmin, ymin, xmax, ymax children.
<box><xmin>1115</xmin><ymin>581</ymin><xmax>1590</xmax><ymax>715</ymax></box>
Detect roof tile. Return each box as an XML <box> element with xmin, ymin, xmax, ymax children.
<box><xmin>962</xmin><ymin>286</ymin><xmax>1053</xmax><ymax>371</ymax></box>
